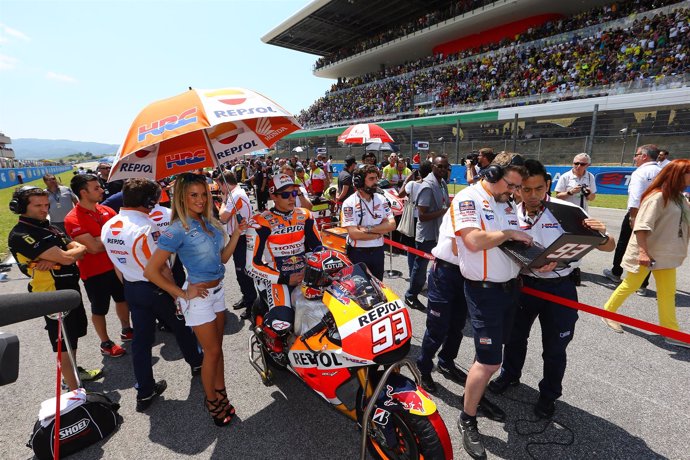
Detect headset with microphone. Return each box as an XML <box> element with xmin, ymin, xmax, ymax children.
<box><xmin>479</xmin><ymin>154</ymin><xmax>525</xmax><ymax>183</ymax></box>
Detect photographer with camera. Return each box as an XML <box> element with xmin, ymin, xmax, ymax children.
<box><xmin>464</xmin><ymin>147</ymin><xmax>495</xmax><ymax>185</ymax></box>
<box><xmin>555</xmin><ymin>153</ymin><xmax>597</xmax><ymax>210</ymax></box>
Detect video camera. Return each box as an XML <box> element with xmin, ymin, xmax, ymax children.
<box><xmin>460</xmin><ymin>151</ymin><xmax>480</xmax><ymax>167</ymax></box>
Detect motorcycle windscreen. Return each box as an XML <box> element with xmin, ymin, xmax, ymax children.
<box><xmin>328</xmin><ymin>264</ymin><xmax>412</xmax><ymax>364</ymax></box>
<box><xmin>330</xmin><ymin>263</ymin><xmax>387</xmax><ymax>311</ymax></box>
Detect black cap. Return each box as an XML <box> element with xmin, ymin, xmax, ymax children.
<box><xmin>345</xmin><ymin>155</ymin><xmax>356</xmax><ymax>166</ymax></box>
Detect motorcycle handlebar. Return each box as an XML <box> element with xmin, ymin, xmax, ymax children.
<box><xmin>301</xmin><ymin>320</ymin><xmax>326</xmax><ymax>343</ymax></box>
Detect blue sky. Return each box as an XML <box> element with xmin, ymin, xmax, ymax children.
<box><xmin>0</xmin><ymin>0</ymin><xmax>333</xmax><ymax>144</ymax></box>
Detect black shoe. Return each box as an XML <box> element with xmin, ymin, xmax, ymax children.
<box><xmin>487</xmin><ymin>373</ymin><xmax>519</xmax><ymax>395</ymax></box>
<box><xmin>232</xmin><ymin>298</ymin><xmax>246</xmax><ymax>310</ymax></box>
<box><xmin>136</xmin><ymin>380</ymin><xmax>167</xmax><ymax>412</ymax></box>
<box><xmin>404</xmin><ymin>296</ymin><xmax>426</xmax><ymax>312</ymax></box>
<box><xmin>191</xmin><ymin>365</ymin><xmax>202</xmax><ymax>377</ymax></box>
<box><xmin>478</xmin><ymin>396</ymin><xmax>506</xmax><ymax>422</ymax></box>
<box><xmin>239</xmin><ymin>309</ymin><xmax>250</xmax><ymax>320</ymax></box>
<box><xmin>420</xmin><ymin>373</ymin><xmax>437</xmax><ymax>393</ymax></box>
<box><xmin>534</xmin><ymin>394</ymin><xmax>555</xmax><ymax>419</ymax></box>
<box><xmin>438</xmin><ymin>363</ymin><xmax>467</xmax><ymax>385</ymax></box>
<box><xmin>457</xmin><ymin>415</ymin><xmax>487</xmax><ymax>459</ymax></box>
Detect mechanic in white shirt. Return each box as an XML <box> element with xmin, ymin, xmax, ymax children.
<box><xmin>340</xmin><ymin>164</ymin><xmax>396</xmax><ymax>280</ymax></box>
<box><xmin>219</xmin><ymin>171</ymin><xmax>257</xmax><ymax>317</ymax></box>
<box><xmin>489</xmin><ymin>159</ymin><xmax>614</xmax><ymax>420</ymax></box>
<box><xmin>101</xmin><ymin>179</ymin><xmax>202</xmax><ymax>411</ymax></box>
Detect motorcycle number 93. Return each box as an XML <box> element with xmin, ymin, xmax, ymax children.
<box><xmin>372</xmin><ymin>311</ymin><xmax>408</xmax><ymax>354</ymax></box>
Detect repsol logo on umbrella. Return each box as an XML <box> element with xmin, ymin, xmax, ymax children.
<box><xmin>215</xmin><ymin>140</ymin><xmax>258</xmax><ymax>160</ymax></box>
<box><xmin>138</xmin><ymin>108</ymin><xmax>198</xmax><ymax>142</ymax></box>
<box><xmin>119</xmin><ymin>163</ymin><xmax>153</xmax><ymax>173</ymax></box>
<box><xmin>165</xmin><ymin>149</ymin><xmax>207</xmax><ymax>169</ymax></box>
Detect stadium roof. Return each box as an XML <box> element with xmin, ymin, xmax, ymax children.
<box><xmin>263</xmin><ymin>0</ymin><xmax>611</xmax><ymax>79</ymax></box>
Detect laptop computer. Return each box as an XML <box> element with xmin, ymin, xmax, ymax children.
<box><xmin>500</xmin><ymin>200</ymin><xmax>606</xmax><ymax>268</ymax></box>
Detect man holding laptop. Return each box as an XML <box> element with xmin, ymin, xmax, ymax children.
<box><xmin>488</xmin><ymin>160</ymin><xmax>615</xmax><ymax>419</ymax></box>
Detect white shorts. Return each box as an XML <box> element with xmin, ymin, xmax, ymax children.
<box><xmin>177</xmin><ymin>282</ymin><xmax>227</xmax><ymax>327</ymax></box>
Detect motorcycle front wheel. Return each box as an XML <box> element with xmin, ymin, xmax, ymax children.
<box><xmin>357</xmin><ymin>396</ymin><xmax>449</xmax><ymax>459</ymax></box>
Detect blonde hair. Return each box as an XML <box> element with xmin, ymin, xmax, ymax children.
<box><xmin>171</xmin><ymin>173</ymin><xmax>225</xmax><ymax>236</ymax></box>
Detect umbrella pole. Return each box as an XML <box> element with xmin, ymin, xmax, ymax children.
<box><xmin>203</xmin><ymin>131</ymin><xmax>241</xmax><ymax>224</ymax></box>
<box><xmin>384</xmin><ymin>231</ymin><xmax>402</xmax><ymax>279</ymax></box>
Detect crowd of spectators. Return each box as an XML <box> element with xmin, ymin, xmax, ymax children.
<box><xmin>323</xmin><ymin>0</ymin><xmax>681</xmax><ymax>91</ymax></box>
<box><xmin>315</xmin><ymin>1</ymin><xmax>489</xmax><ymax>69</ymax></box>
<box><xmin>299</xmin><ymin>5</ymin><xmax>689</xmax><ymax>127</ymax></box>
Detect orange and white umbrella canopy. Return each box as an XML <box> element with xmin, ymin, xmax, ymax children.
<box><xmin>110</xmin><ymin>88</ymin><xmax>301</xmax><ymax>181</ymax></box>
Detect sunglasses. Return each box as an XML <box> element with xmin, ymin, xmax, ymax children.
<box><xmin>277</xmin><ymin>190</ymin><xmax>299</xmax><ymax>199</ymax></box>
<box><xmin>573</xmin><ymin>162</ymin><xmax>588</xmax><ymax>166</ymax></box>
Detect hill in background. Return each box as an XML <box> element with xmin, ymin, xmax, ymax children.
<box><xmin>11</xmin><ymin>138</ymin><xmax>120</xmax><ymax>159</ymax></box>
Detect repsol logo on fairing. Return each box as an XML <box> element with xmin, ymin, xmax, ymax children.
<box><xmin>59</xmin><ymin>418</ymin><xmax>90</xmax><ymax>439</ymax></box>
<box><xmin>272</xmin><ymin>225</ymin><xmax>304</xmax><ymax>234</ymax></box>
<box><xmin>358</xmin><ymin>300</ymin><xmax>404</xmax><ymax>327</ymax></box>
<box><xmin>290</xmin><ymin>351</ymin><xmax>344</xmax><ymax>368</ymax></box>
<box><xmin>107</xmin><ymin>238</ymin><xmax>125</xmax><ymax>245</ymax></box>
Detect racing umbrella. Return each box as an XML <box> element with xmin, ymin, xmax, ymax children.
<box><xmin>109</xmin><ymin>87</ymin><xmax>301</xmax><ymax>181</ymax></box>
<box><xmin>337</xmin><ymin>123</ymin><xmax>394</xmax><ymax>144</ymax></box>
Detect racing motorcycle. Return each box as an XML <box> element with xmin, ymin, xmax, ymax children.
<box><xmin>249</xmin><ymin>250</ymin><xmax>453</xmax><ymax>459</ymax></box>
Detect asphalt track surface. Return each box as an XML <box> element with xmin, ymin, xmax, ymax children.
<box><xmin>0</xmin><ymin>206</ymin><xmax>688</xmax><ymax>460</ymax></box>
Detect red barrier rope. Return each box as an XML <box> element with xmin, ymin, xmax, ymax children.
<box><xmin>381</xmin><ymin>241</ymin><xmax>690</xmax><ymax>344</ymax></box>
<box><xmin>383</xmin><ymin>237</ymin><xmax>435</xmax><ymax>260</ymax></box>
<box><xmin>521</xmin><ymin>286</ymin><xmax>690</xmax><ymax>344</ymax></box>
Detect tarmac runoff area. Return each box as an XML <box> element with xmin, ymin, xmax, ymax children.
<box><xmin>0</xmin><ymin>206</ymin><xmax>688</xmax><ymax>460</ymax></box>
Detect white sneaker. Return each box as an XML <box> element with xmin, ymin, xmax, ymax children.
<box><xmin>664</xmin><ymin>337</ymin><xmax>690</xmax><ymax>349</ymax></box>
<box><xmin>603</xmin><ymin>269</ymin><xmax>621</xmax><ymax>283</ymax></box>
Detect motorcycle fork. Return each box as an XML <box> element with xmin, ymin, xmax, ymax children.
<box><xmin>357</xmin><ymin>359</ymin><xmax>422</xmax><ymax>460</ymax></box>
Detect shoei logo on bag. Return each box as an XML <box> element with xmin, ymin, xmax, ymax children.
<box><xmin>59</xmin><ymin>418</ymin><xmax>91</xmax><ymax>440</ymax></box>
<box><xmin>479</xmin><ymin>337</ymin><xmax>492</xmax><ymax>345</ymax></box>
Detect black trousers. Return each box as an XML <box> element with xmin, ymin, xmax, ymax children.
<box><xmin>611</xmin><ymin>211</ymin><xmax>649</xmax><ymax>288</ymax></box>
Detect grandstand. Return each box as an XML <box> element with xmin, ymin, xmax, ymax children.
<box><xmin>263</xmin><ymin>0</ymin><xmax>690</xmax><ymax>164</ymax></box>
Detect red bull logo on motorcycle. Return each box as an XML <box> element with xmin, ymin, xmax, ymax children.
<box><xmin>384</xmin><ymin>385</ymin><xmax>426</xmax><ymax>414</ymax></box>
<box><xmin>165</xmin><ymin>149</ymin><xmax>207</xmax><ymax>170</ymax></box>
<box><xmin>137</xmin><ymin>108</ymin><xmax>198</xmax><ymax>142</ymax></box>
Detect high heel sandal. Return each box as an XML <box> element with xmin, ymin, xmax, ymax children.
<box><xmin>216</xmin><ymin>388</ymin><xmax>236</xmax><ymax>414</ymax></box>
<box><xmin>205</xmin><ymin>397</ymin><xmax>234</xmax><ymax>427</ymax></box>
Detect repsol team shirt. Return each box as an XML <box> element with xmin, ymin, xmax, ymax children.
<box><xmin>224</xmin><ymin>186</ymin><xmax>252</xmax><ymax>235</ymax></box>
<box><xmin>8</xmin><ymin>217</ymin><xmax>80</xmax><ymax>292</ymax></box>
<box><xmin>340</xmin><ymin>192</ymin><xmax>392</xmax><ymax>248</ymax></box>
<box><xmin>451</xmin><ymin>182</ymin><xmax>521</xmax><ymax>282</ymax></box>
<box><xmin>101</xmin><ymin>210</ymin><xmax>160</xmax><ymax>283</ymax></box>
<box><xmin>516</xmin><ymin>196</ymin><xmax>581</xmax><ymax>279</ymax></box>
<box><xmin>148</xmin><ymin>204</ymin><xmax>172</xmax><ymax>233</ymax></box>
<box><xmin>431</xmin><ymin>210</ymin><xmax>458</xmax><ymax>265</ymax></box>
<box><xmin>64</xmin><ymin>203</ymin><xmax>116</xmax><ymax>280</ymax></box>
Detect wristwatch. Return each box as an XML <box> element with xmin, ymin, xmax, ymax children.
<box><xmin>366</xmin><ymin>225</ymin><xmax>372</xmax><ymax>234</ymax></box>
<box><xmin>599</xmin><ymin>233</ymin><xmax>610</xmax><ymax>245</ymax></box>
<box><xmin>567</xmin><ymin>189</ymin><xmax>573</xmax><ymax>195</ymax></box>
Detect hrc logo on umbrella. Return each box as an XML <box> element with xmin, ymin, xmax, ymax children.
<box><xmin>205</xmin><ymin>89</ymin><xmax>247</xmax><ymax>106</ymax></box>
<box><xmin>137</xmin><ymin>108</ymin><xmax>198</xmax><ymax>142</ymax></box>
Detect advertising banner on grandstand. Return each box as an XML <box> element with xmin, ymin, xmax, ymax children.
<box><xmin>414</xmin><ymin>141</ymin><xmax>429</xmax><ymax>151</ymax></box>
<box><xmin>315</xmin><ymin>147</ymin><xmax>327</xmax><ymax>155</ymax></box>
<box><xmin>0</xmin><ymin>166</ymin><xmax>72</xmax><ymax>190</ymax></box>
<box><xmin>111</xmin><ymin>87</ymin><xmax>301</xmax><ymax>181</ymax></box>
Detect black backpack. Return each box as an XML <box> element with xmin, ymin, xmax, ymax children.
<box><xmin>28</xmin><ymin>392</ymin><xmax>122</xmax><ymax>459</ymax></box>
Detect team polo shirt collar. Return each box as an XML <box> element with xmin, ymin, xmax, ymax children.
<box><xmin>20</xmin><ymin>216</ymin><xmax>50</xmax><ymax>227</ymax></box>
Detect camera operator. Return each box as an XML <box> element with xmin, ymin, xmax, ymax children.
<box><xmin>555</xmin><ymin>153</ymin><xmax>597</xmax><ymax>210</ymax></box>
<box><xmin>465</xmin><ymin>147</ymin><xmax>495</xmax><ymax>185</ymax></box>
<box><xmin>8</xmin><ymin>186</ymin><xmax>102</xmax><ymax>391</ymax></box>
